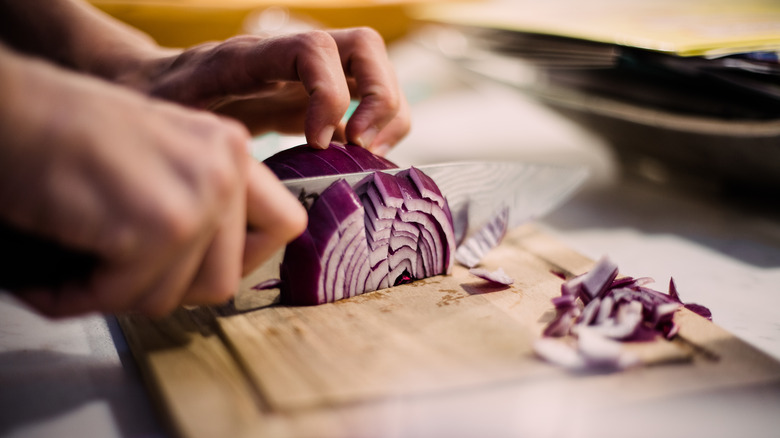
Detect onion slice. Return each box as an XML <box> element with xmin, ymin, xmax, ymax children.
<box><xmin>468</xmin><ymin>267</ymin><xmax>514</xmax><ymax>285</ymax></box>
<box><xmin>267</xmin><ymin>144</ymin><xmax>456</xmax><ymax>306</ymax></box>
<box><xmin>455</xmin><ymin>206</ymin><xmax>509</xmax><ymax>268</ymax></box>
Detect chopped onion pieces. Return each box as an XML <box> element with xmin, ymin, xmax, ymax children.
<box><xmin>537</xmin><ymin>256</ymin><xmax>713</xmax><ymax>370</ymax></box>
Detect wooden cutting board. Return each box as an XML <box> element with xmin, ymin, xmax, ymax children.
<box><xmin>119</xmin><ymin>224</ymin><xmax>780</xmax><ymax>438</ymax></box>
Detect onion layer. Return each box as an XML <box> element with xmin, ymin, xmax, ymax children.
<box><xmin>266</xmin><ymin>144</ymin><xmax>455</xmax><ymax>305</ymax></box>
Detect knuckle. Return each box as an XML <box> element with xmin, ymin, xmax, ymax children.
<box><xmin>207</xmin><ymin>38</ymin><xmax>253</xmax><ymax>63</ymax></box>
<box><xmin>197</xmin><ymin>118</ymin><xmax>249</xmax><ymax>198</ymax></box>
<box><xmin>351</xmin><ymin>27</ymin><xmax>386</xmax><ymax>47</ymax></box>
<box><xmin>153</xmin><ymin>201</ymin><xmax>201</xmax><ymax>246</ymax></box>
<box><xmin>299</xmin><ymin>30</ymin><xmax>338</xmax><ymax>52</ymax></box>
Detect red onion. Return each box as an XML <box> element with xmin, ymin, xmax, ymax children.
<box><xmin>264</xmin><ymin>144</ymin><xmax>455</xmax><ymax>305</ymax></box>
<box><xmin>536</xmin><ymin>256</ymin><xmax>713</xmax><ymax>370</ymax></box>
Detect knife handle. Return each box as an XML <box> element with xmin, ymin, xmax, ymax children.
<box><xmin>0</xmin><ymin>221</ymin><xmax>97</xmax><ymax>293</ymax></box>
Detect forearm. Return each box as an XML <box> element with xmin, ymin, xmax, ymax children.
<box><xmin>0</xmin><ymin>0</ymin><xmax>175</xmax><ymax>82</ymax></box>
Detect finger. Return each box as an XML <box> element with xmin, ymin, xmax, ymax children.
<box><xmin>138</xmin><ymin>117</ymin><xmax>250</xmax><ymax>311</ymax></box>
<box><xmin>130</xmin><ymin>231</ymin><xmax>216</xmax><ymax>317</ymax></box>
<box><xmin>178</xmin><ymin>166</ymin><xmax>247</xmax><ymax>307</ymax></box>
<box><xmin>366</xmin><ymin>93</ymin><xmax>411</xmax><ymax>155</ymax></box>
<box><xmin>243</xmin><ymin>161</ymin><xmax>307</xmax><ymax>274</ymax></box>
<box><xmin>219</xmin><ymin>33</ymin><xmax>351</xmax><ymax>148</ymax></box>
<box><xmin>328</xmin><ymin>28</ymin><xmax>404</xmax><ymax>149</ymax></box>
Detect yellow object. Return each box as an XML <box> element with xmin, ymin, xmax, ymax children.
<box><xmin>410</xmin><ymin>0</ymin><xmax>780</xmax><ymax>57</ymax></box>
<box><xmin>89</xmin><ymin>0</ymin><xmax>451</xmax><ymax>47</ymax></box>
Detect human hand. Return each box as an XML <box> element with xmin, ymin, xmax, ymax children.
<box><xmin>0</xmin><ymin>50</ymin><xmax>306</xmax><ymax>318</ymax></box>
<box><xmin>123</xmin><ymin>28</ymin><xmax>410</xmax><ymax>155</ymax></box>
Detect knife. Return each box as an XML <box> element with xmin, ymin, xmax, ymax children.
<box><xmin>281</xmin><ymin>161</ymin><xmax>589</xmax><ymax>244</ymax></box>
<box><xmin>0</xmin><ymin>161</ymin><xmax>587</xmax><ymax>298</ymax></box>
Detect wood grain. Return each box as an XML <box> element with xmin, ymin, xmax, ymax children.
<box><xmin>119</xmin><ymin>224</ymin><xmax>780</xmax><ymax>438</ymax></box>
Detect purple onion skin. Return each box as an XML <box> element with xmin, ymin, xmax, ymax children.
<box><xmin>280</xmin><ymin>179</ymin><xmax>365</xmax><ymax>306</ymax></box>
<box><xmin>264</xmin><ymin>143</ymin><xmax>398</xmax><ymax>179</ymax></box>
<box><xmin>279</xmin><ymin>229</ymin><xmax>321</xmax><ymax>306</ymax></box>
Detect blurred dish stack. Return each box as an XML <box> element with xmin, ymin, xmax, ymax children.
<box><xmin>410</xmin><ymin>0</ymin><xmax>780</xmax><ymax>191</ymax></box>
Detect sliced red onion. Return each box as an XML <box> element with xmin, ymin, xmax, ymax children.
<box><xmin>454</xmin><ymin>206</ymin><xmax>509</xmax><ymax>268</ymax></box>
<box><xmin>533</xmin><ymin>338</ymin><xmax>587</xmax><ymax>369</ymax></box>
<box><xmin>577</xmin><ymin>327</ymin><xmax>640</xmax><ymax>369</ymax></box>
<box><xmin>543</xmin><ymin>306</ymin><xmax>581</xmax><ymax>338</ymax></box>
<box><xmin>590</xmin><ymin>301</ymin><xmax>644</xmax><ymax>340</ymax></box>
<box><xmin>538</xmin><ymin>257</ymin><xmax>714</xmax><ymax>369</ymax></box>
<box><xmin>533</xmin><ymin>331</ymin><xmax>638</xmax><ymax>371</ymax></box>
<box><xmin>551</xmin><ymin>294</ymin><xmax>577</xmax><ymax>309</ymax></box>
<box><xmin>271</xmin><ymin>153</ymin><xmax>455</xmax><ymax>305</ymax></box>
<box><xmin>468</xmin><ymin>267</ymin><xmax>514</xmax><ymax>285</ymax></box>
<box><xmin>579</xmin><ymin>256</ymin><xmax>619</xmax><ymax>302</ymax></box>
<box><xmin>561</xmin><ymin>273</ymin><xmax>584</xmax><ymax>297</ymax></box>
<box><xmin>576</xmin><ymin>296</ymin><xmax>601</xmax><ymax>327</ymax></box>
<box><xmin>683</xmin><ymin>303</ymin><xmax>712</xmax><ymax>321</ymax></box>
<box><xmin>595</xmin><ymin>295</ymin><xmax>614</xmax><ymax>324</ymax></box>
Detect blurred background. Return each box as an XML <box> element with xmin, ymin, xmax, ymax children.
<box><xmin>90</xmin><ymin>0</ymin><xmax>780</xmax><ymax>193</ymax></box>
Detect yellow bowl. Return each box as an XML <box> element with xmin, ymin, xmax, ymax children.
<box><xmin>89</xmin><ymin>0</ymin><xmax>453</xmax><ymax>47</ymax></box>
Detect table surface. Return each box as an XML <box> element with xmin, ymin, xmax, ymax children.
<box><xmin>2</xmin><ymin>30</ymin><xmax>780</xmax><ymax>438</ymax></box>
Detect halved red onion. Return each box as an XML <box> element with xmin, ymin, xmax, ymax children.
<box><xmin>267</xmin><ymin>144</ymin><xmax>456</xmax><ymax>305</ymax></box>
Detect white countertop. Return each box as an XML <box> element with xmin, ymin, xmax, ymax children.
<box><xmin>2</xmin><ymin>31</ymin><xmax>780</xmax><ymax>438</ymax></box>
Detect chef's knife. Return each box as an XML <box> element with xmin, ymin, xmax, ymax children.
<box><xmin>282</xmin><ymin>161</ymin><xmax>589</xmax><ymax>244</ymax></box>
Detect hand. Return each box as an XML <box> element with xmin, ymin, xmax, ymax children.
<box><xmin>0</xmin><ymin>50</ymin><xmax>307</xmax><ymax>318</ymax></box>
<box><xmin>122</xmin><ymin>28</ymin><xmax>410</xmax><ymax>154</ymax></box>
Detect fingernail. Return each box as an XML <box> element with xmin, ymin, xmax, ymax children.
<box><xmin>317</xmin><ymin>125</ymin><xmax>336</xmax><ymax>149</ymax></box>
<box><xmin>356</xmin><ymin>127</ymin><xmax>379</xmax><ymax>149</ymax></box>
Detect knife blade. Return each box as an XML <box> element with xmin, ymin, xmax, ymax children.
<box><xmin>281</xmin><ymin>161</ymin><xmax>589</xmax><ymax>244</ymax></box>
